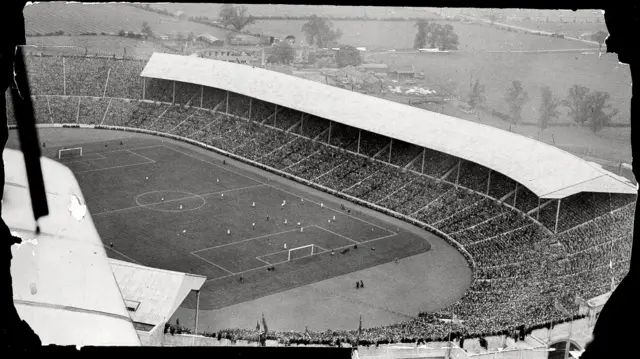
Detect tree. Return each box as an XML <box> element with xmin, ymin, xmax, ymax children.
<box><xmin>591</xmin><ymin>31</ymin><xmax>608</xmax><ymax>52</ymax></box>
<box><xmin>271</xmin><ymin>41</ymin><xmax>295</xmax><ymax>65</ymax></box>
<box><xmin>218</xmin><ymin>4</ymin><xmax>255</xmax><ymax>31</ymax></box>
<box><xmin>564</xmin><ymin>84</ymin><xmax>591</xmax><ymax>126</ymax></box>
<box><xmin>504</xmin><ymin>81</ymin><xmax>529</xmax><ymax>124</ymax></box>
<box><xmin>301</xmin><ymin>15</ymin><xmax>342</xmax><ymax>48</ymax></box>
<box><xmin>284</xmin><ymin>35</ymin><xmax>296</xmax><ymax>44</ymax></box>
<box><xmin>413</xmin><ymin>20</ymin><xmax>459</xmax><ymax>50</ymax></box>
<box><xmin>468</xmin><ymin>78</ymin><xmax>486</xmax><ymax>110</ymax></box>
<box><xmin>538</xmin><ymin>86</ymin><xmax>560</xmax><ymax>130</ymax></box>
<box><xmin>585</xmin><ymin>91</ymin><xmax>618</xmax><ymax>133</ymax></box>
<box><xmin>335</xmin><ymin>45</ymin><xmax>362</xmax><ymax>68</ymax></box>
<box><xmin>141</xmin><ymin>21</ymin><xmax>153</xmax><ymax>38</ymax></box>
<box><xmin>413</xmin><ymin>19</ymin><xmax>429</xmax><ymax>49</ymax></box>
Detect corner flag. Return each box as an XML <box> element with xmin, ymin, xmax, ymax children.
<box><xmin>357</xmin><ymin>315</ymin><xmax>362</xmax><ymax>346</ymax></box>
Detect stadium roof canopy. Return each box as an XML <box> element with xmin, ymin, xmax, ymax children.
<box><xmin>141</xmin><ymin>53</ymin><xmax>637</xmax><ymax>199</ymax></box>
<box><xmin>5</xmin><ymin>149</ymin><xmax>141</xmax><ymax>346</ymax></box>
<box><xmin>109</xmin><ymin>259</ymin><xmax>206</xmax><ymax>328</ymax></box>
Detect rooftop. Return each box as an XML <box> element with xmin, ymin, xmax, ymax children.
<box><xmin>140</xmin><ymin>53</ymin><xmax>636</xmax><ymax>199</ymax></box>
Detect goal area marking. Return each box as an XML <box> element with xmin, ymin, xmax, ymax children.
<box><xmin>58</xmin><ymin>147</ymin><xmax>83</xmax><ymax>159</ymax></box>
<box><xmin>287</xmin><ymin>244</ymin><xmax>320</xmax><ymax>261</ymax></box>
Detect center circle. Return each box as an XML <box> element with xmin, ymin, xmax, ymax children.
<box><xmin>134</xmin><ymin>190</ymin><xmax>207</xmax><ymax>213</ymax></box>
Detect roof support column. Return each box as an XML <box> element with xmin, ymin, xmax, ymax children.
<box><xmin>327</xmin><ymin>121</ymin><xmax>332</xmax><ymax>144</ymax></box>
<box><xmin>537</xmin><ymin>197</ymin><xmax>541</xmax><ymax>221</ymax></box>
<box><xmin>300</xmin><ymin>112</ymin><xmax>304</xmax><ymax>134</ymax></box>
<box><xmin>388</xmin><ymin>138</ymin><xmax>393</xmax><ymax>163</ymax></box>
<box><xmin>225</xmin><ymin>91</ymin><xmax>229</xmax><ymax>114</ymax></box>
<box><xmin>554</xmin><ymin>199</ymin><xmax>562</xmax><ymax>234</ymax></box>
<box><xmin>357</xmin><ymin>129</ymin><xmax>362</xmax><ymax>154</ymax></box>
<box><xmin>194</xmin><ymin>290</ymin><xmax>200</xmax><ymax>335</ymax></box>
<box><xmin>486</xmin><ymin>169</ymin><xmax>492</xmax><ymax>195</ymax></box>
<box><xmin>248</xmin><ymin>97</ymin><xmax>253</xmax><ymax>122</ymax></box>
<box><xmin>143</xmin><ymin>77</ymin><xmax>146</xmax><ymax>100</ymax></box>
<box><xmin>172</xmin><ymin>81</ymin><xmax>176</xmax><ymax>104</ymax></box>
<box><xmin>513</xmin><ymin>183</ymin><xmax>518</xmax><ymax>207</ymax></box>
<box><xmin>274</xmin><ymin>104</ymin><xmax>278</xmax><ymax>127</ymax></box>
<box><xmin>200</xmin><ymin>86</ymin><xmax>203</xmax><ymax>108</ymax></box>
<box><xmin>421</xmin><ymin>148</ymin><xmax>426</xmax><ymax>174</ymax></box>
<box><xmin>455</xmin><ymin>159</ymin><xmax>462</xmax><ymax>186</ymax></box>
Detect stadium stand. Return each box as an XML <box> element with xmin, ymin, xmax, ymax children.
<box><xmin>6</xmin><ymin>52</ymin><xmax>636</xmax><ymax>347</ymax></box>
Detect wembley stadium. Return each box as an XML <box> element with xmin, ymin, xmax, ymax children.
<box><xmin>5</xmin><ymin>51</ymin><xmax>637</xmax><ymax>355</ymax></box>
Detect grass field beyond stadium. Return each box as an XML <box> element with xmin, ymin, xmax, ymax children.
<box><xmin>43</xmin><ymin>134</ymin><xmax>437</xmax><ymax>311</ymax></box>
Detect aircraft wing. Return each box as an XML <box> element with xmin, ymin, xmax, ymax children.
<box><xmin>4</xmin><ymin>148</ymin><xmax>141</xmax><ymax>346</ymax></box>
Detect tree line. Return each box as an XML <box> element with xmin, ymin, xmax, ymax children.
<box><xmin>468</xmin><ymin>79</ymin><xmax>619</xmax><ymax>132</ymax></box>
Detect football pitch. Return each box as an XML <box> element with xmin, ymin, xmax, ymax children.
<box><xmin>44</xmin><ymin>134</ymin><xmax>434</xmax><ymax>311</ymax></box>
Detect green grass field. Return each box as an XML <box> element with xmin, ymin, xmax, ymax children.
<box><xmin>244</xmin><ymin>19</ymin><xmax>595</xmax><ymax>51</ymax></box>
<box><xmin>26</xmin><ymin>35</ymin><xmax>174</xmax><ymax>58</ymax></box>
<box><xmin>24</xmin><ymin>3</ymin><xmax>228</xmax><ymax>37</ymax></box>
<box><xmin>24</xmin><ymin>133</ymin><xmax>432</xmax><ymax>311</ymax></box>
<box><xmin>371</xmin><ymin>51</ymin><xmax>630</xmax><ymax>123</ymax></box>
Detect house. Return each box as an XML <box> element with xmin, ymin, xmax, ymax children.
<box><xmin>197</xmin><ymin>34</ymin><xmax>224</xmax><ymax>46</ymax></box>
<box><xmin>360</xmin><ymin>63</ymin><xmax>389</xmax><ymax>75</ymax></box>
<box><xmin>228</xmin><ymin>34</ymin><xmax>260</xmax><ymax>46</ymax></box>
<box><xmin>292</xmin><ymin>46</ymin><xmax>312</xmax><ymax>64</ymax></box>
<box><xmin>390</xmin><ymin>64</ymin><xmax>415</xmax><ymax>80</ymax></box>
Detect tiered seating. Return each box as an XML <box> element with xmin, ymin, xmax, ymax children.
<box><xmin>105</xmin><ymin>60</ymin><xmax>145</xmax><ymax>99</ymax></box>
<box><xmin>171</xmin><ymin>111</ymin><xmax>217</xmax><ymax>136</ymax></box>
<box><xmin>452</xmin><ymin>210</ymin><xmax>531</xmax><ymax>246</ymax></box>
<box><xmin>233</xmin><ymin>125</ymin><xmax>294</xmax><ymax>162</ymax></box>
<box><xmin>273</xmin><ymin>106</ymin><xmax>302</xmax><ymax>131</ymax></box>
<box><xmin>488</xmin><ymin>171</ymin><xmax>517</xmax><ymax>200</ymax></box>
<box><xmin>417</xmin><ymin>188</ymin><xmax>483</xmax><ymax>224</ymax></box>
<box><xmin>262</xmin><ymin>138</ymin><xmax>319</xmax><ymax>170</ymax></box>
<box><xmin>328</xmin><ymin>123</ymin><xmax>359</xmax><ymax>152</ymax></box>
<box><xmin>49</xmin><ymin>96</ymin><xmax>79</xmax><ymax>124</ymax></box>
<box><xmin>202</xmin><ymin>87</ymin><xmax>227</xmax><ymax>110</ymax></box>
<box><xmin>78</xmin><ymin>97</ymin><xmax>110</xmax><ymax>125</ymax></box>
<box><xmin>387</xmin><ymin>140</ymin><xmax>424</xmax><ymax>168</ymax></box>
<box><xmin>379</xmin><ymin>176</ymin><xmax>451</xmax><ymax>215</ymax></box>
<box><xmin>174</xmin><ymin>82</ymin><xmax>202</xmax><ymax>106</ymax></box>
<box><xmin>285</xmin><ymin>147</ymin><xmax>348</xmax><ymax>181</ymax></box>
<box><xmin>422</xmin><ymin>148</ymin><xmax>459</xmax><ymax>178</ymax></box>
<box><xmin>17</xmin><ymin>54</ymin><xmax>639</xmax><ymax>347</ymax></box>
<box><xmin>65</xmin><ymin>57</ymin><xmax>111</xmax><ymax>97</ymax></box>
<box><xmin>102</xmin><ymin>99</ymin><xmax>138</xmax><ymax>126</ymax></box>
<box><xmin>344</xmin><ymin>166</ymin><xmax>416</xmax><ymax>204</ymax></box>
<box><xmin>5</xmin><ymin>92</ymin><xmax>16</xmax><ymax>126</ymax></box>
<box><xmin>458</xmin><ymin>161</ymin><xmax>490</xmax><ymax>193</ymax></box>
<box><xmin>436</xmin><ymin>199</ymin><xmax>509</xmax><ymax>233</ymax></box>
<box><xmin>513</xmin><ymin>185</ymin><xmax>540</xmax><ymax>214</ymax></box>
<box><xmin>144</xmin><ymin>78</ymin><xmax>173</xmax><ymax>103</ymax></box>
<box><xmin>303</xmin><ymin>115</ymin><xmax>330</xmax><ymax>140</ymax></box>
<box><xmin>147</xmin><ymin>105</ymin><xmax>198</xmax><ymax>133</ymax></box>
<box><xmin>248</xmin><ymin>99</ymin><xmax>275</xmax><ymax>123</ymax></box>
<box><xmin>316</xmin><ymin>157</ymin><xmax>384</xmax><ymax>192</ymax></box>
<box><xmin>127</xmin><ymin>102</ymin><xmax>170</xmax><ymax>129</ymax></box>
<box><xmin>359</xmin><ymin>130</ymin><xmax>389</xmax><ymax>158</ymax></box>
<box><xmin>24</xmin><ymin>56</ymin><xmax>64</xmax><ymax>95</ymax></box>
<box><xmin>227</xmin><ymin>92</ymin><xmax>251</xmax><ymax>118</ymax></box>
<box><xmin>33</xmin><ymin>96</ymin><xmax>52</xmax><ymax>124</ymax></box>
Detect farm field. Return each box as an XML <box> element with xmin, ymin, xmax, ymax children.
<box><xmin>245</xmin><ymin>20</ymin><xmax>597</xmax><ymax>51</ymax></box>
<box><xmin>24</xmin><ymin>3</ymin><xmax>228</xmax><ymax>38</ymax></box>
<box><xmin>26</xmin><ymin>35</ymin><xmax>173</xmax><ymax>58</ymax></box>
<box><xmin>370</xmin><ymin>50</ymin><xmax>631</xmax><ymax>123</ymax></box>
<box><xmin>499</xmin><ymin>20</ymin><xmax>607</xmax><ymax>38</ymax></box>
<box><xmin>148</xmin><ymin>4</ymin><xmax>435</xmax><ymax>19</ymax></box>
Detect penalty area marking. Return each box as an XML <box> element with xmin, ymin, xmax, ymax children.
<box><xmin>190</xmin><ymin>252</ymin><xmax>235</xmax><ymax>275</ymax></box>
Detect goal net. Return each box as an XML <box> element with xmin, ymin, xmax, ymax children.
<box><xmin>287</xmin><ymin>244</ymin><xmax>319</xmax><ymax>261</ymax></box>
<box><xmin>58</xmin><ymin>147</ymin><xmax>83</xmax><ymax>159</ymax></box>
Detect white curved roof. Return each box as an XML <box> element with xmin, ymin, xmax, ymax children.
<box><xmin>5</xmin><ymin>149</ymin><xmax>141</xmax><ymax>346</ymax></box>
<box><xmin>141</xmin><ymin>53</ymin><xmax>636</xmax><ymax>199</ymax></box>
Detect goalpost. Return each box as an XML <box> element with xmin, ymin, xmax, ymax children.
<box><xmin>58</xmin><ymin>147</ymin><xmax>83</xmax><ymax>159</ymax></box>
<box><xmin>287</xmin><ymin>244</ymin><xmax>319</xmax><ymax>261</ymax></box>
